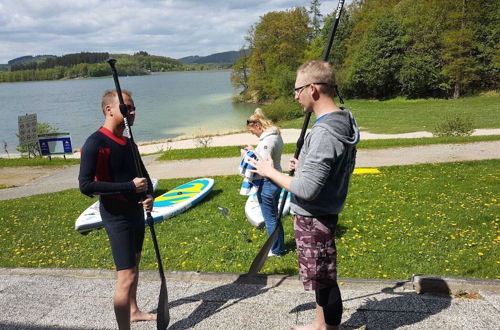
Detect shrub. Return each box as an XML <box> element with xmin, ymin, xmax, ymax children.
<box><xmin>262</xmin><ymin>97</ymin><xmax>303</xmax><ymax>123</ymax></box>
<box><xmin>434</xmin><ymin>115</ymin><xmax>474</xmax><ymax>137</ymax></box>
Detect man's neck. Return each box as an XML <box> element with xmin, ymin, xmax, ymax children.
<box><xmin>313</xmin><ymin>97</ymin><xmax>340</xmax><ymax>118</ymax></box>
<box><xmin>102</xmin><ymin>121</ymin><xmax>125</xmax><ymax>137</ymax></box>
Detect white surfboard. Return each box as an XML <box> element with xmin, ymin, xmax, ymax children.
<box><xmin>245</xmin><ymin>189</ymin><xmax>291</xmax><ymax>228</ymax></box>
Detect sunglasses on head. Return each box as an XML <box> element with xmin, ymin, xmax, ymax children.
<box><xmin>246</xmin><ymin>120</ymin><xmax>258</xmax><ymax>125</ymax></box>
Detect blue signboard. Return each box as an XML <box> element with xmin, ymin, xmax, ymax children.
<box><xmin>38</xmin><ymin>133</ymin><xmax>73</xmax><ymax>156</ymax></box>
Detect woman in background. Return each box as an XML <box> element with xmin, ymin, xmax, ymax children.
<box><xmin>245</xmin><ymin>108</ymin><xmax>285</xmax><ymax>256</ymax></box>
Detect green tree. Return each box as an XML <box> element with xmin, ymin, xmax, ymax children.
<box><xmin>343</xmin><ymin>12</ymin><xmax>407</xmax><ymax>98</ymax></box>
<box><xmin>309</xmin><ymin>0</ymin><xmax>323</xmax><ymax>37</ymax></box>
<box><xmin>230</xmin><ymin>48</ymin><xmax>250</xmax><ymax>95</ymax></box>
<box><xmin>245</xmin><ymin>8</ymin><xmax>311</xmax><ymax>102</ymax></box>
<box><xmin>440</xmin><ymin>0</ymin><xmax>480</xmax><ymax>98</ymax></box>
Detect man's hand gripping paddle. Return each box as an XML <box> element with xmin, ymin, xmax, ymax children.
<box><xmin>247</xmin><ymin>0</ymin><xmax>346</xmax><ymax>275</ymax></box>
<box><xmin>107</xmin><ymin>59</ymin><xmax>170</xmax><ymax>329</ymax></box>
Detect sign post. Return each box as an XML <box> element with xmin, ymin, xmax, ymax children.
<box><xmin>38</xmin><ymin>133</ymin><xmax>73</xmax><ymax>159</ymax></box>
<box><xmin>18</xmin><ymin>114</ymin><xmax>39</xmax><ymax>157</ymax></box>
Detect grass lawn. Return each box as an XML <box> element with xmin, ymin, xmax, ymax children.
<box><xmin>2</xmin><ymin>136</ymin><xmax>498</xmax><ymax>165</ymax></box>
<box><xmin>0</xmin><ymin>160</ymin><xmax>497</xmax><ymax>280</ymax></box>
<box><xmin>280</xmin><ymin>93</ymin><xmax>500</xmax><ymax>133</ymax></box>
<box><xmin>0</xmin><ymin>157</ymin><xmax>79</xmax><ymax>168</ymax></box>
<box><xmin>157</xmin><ymin>135</ymin><xmax>500</xmax><ymax>161</ymax></box>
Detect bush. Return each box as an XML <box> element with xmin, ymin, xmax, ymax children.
<box><xmin>434</xmin><ymin>115</ymin><xmax>474</xmax><ymax>137</ymax></box>
<box><xmin>262</xmin><ymin>98</ymin><xmax>303</xmax><ymax>123</ymax></box>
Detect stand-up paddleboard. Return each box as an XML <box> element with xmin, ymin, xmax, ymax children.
<box><xmin>75</xmin><ymin>179</ymin><xmax>159</xmax><ymax>234</ymax></box>
<box><xmin>245</xmin><ymin>189</ymin><xmax>291</xmax><ymax>228</ymax></box>
<box><xmin>149</xmin><ymin>177</ymin><xmax>214</xmax><ymax>222</ymax></box>
<box><xmin>76</xmin><ymin>178</ymin><xmax>214</xmax><ymax>234</ymax></box>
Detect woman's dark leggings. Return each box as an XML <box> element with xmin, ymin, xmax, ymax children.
<box><xmin>315</xmin><ymin>281</ymin><xmax>343</xmax><ymax>326</ymax></box>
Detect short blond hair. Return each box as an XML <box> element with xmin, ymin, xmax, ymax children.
<box><xmin>297</xmin><ymin>60</ymin><xmax>336</xmax><ymax>96</ymax></box>
<box><xmin>101</xmin><ymin>89</ymin><xmax>132</xmax><ymax>114</ymax></box>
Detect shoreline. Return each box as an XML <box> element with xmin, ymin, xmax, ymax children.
<box><xmin>2</xmin><ymin>128</ymin><xmax>500</xmax><ymax>159</ymax></box>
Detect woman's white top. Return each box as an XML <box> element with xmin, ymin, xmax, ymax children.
<box><xmin>255</xmin><ymin>128</ymin><xmax>284</xmax><ymax>172</ymax></box>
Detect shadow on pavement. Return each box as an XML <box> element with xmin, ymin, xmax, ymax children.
<box><xmin>0</xmin><ymin>323</ymin><xmax>84</xmax><ymax>330</ymax></box>
<box><xmin>291</xmin><ymin>280</ymin><xmax>452</xmax><ymax>329</ymax></box>
<box><xmin>167</xmin><ymin>274</ymin><xmax>291</xmax><ymax>330</ymax></box>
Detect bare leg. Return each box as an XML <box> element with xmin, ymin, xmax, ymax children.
<box><xmin>114</xmin><ymin>268</ymin><xmax>136</xmax><ymax>330</ymax></box>
<box><xmin>295</xmin><ymin>304</ymin><xmax>339</xmax><ymax>330</ymax></box>
<box><xmin>130</xmin><ymin>253</ymin><xmax>157</xmax><ymax>322</ymax></box>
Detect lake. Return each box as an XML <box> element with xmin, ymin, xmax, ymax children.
<box><xmin>0</xmin><ymin>70</ymin><xmax>255</xmax><ymax>153</ymax></box>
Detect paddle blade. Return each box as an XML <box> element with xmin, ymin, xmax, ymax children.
<box><xmin>247</xmin><ymin>227</ymin><xmax>279</xmax><ymax>275</ymax></box>
<box><xmin>156</xmin><ymin>280</ymin><xmax>170</xmax><ymax>329</ymax></box>
<box><xmin>217</xmin><ymin>206</ymin><xmax>228</xmax><ymax>217</ymax></box>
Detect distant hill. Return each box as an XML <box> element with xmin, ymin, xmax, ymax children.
<box><xmin>8</xmin><ymin>55</ymin><xmax>56</xmax><ymax>65</ymax></box>
<box><xmin>178</xmin><ymin>50</ymin><xmax>247</xmax><ymax>64</ymax></box>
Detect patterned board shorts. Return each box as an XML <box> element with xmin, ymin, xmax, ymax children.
<box><xmin>294</xmin><ymin>214</ymin><xmax>339</xmax><ymax>291</ymax></box>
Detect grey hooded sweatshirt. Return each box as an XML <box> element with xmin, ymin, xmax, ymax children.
<box><xmin>290</xmin><ymin>109</ymin><xmax>360</xmax><ymax>216</ymax></box>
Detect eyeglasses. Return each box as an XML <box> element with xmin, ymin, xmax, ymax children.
<box><xmin>294</xmin><ymin>82</ymin><xmax>329</xmax><ymax>96</ymax></box>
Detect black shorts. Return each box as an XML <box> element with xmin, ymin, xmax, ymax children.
<box><xmin>100</xmin><ymin>201</ymin><xmax>145</xmax><ymax>271</ymax></box>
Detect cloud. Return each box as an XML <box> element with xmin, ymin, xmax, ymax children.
<box><xmin>0</xmin><ymin>0</ymin><xmax>350</xmax><ymax>63</ymax></box>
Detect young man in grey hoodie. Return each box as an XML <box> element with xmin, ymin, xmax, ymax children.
<box><xmin>251</xmin><ymin>60</ymin><xmax>359</xmax><ymax>330</ymax></box>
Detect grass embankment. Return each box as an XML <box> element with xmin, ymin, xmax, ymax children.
<box><xmin>158</xmin><ymin>135</ymin><xmax>500</xmax><ymax>161</ymax></box>
<box><xmin>0</xmin><ymin>160</ymin><xmax>498</xmax><ymax>280</ymax></box>
<box><xmin>280</xmin><ymin>94</ymin><xmax>500</xmax><ymax>133</ymax></box>
<box><xmin>1</xmin><ymin>135</ymin><xmax>498</xmax><ymax>165</ymax></box>
<box><xmin>0</xmin><ymin>157</ymin><xmax>79</xmax><ymax>167</ymax></box>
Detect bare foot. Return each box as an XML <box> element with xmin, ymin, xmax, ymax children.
<box><xmin>130</xmin><ymin>310</ymin><xmax>157</xmax><ymax>323</ymax></box>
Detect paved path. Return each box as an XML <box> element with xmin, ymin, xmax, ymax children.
<box><xmin>0</xmin><ymin>268</ymin><xmax>498</xmax><ymax>329</ymax></box>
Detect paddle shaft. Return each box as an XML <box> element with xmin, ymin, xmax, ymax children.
<box><xmin>107</xmin><ymin>59</ymin><xmax>170</xmax><ymax>329</ymax></box>
<box><xmin>248</xmin><ymin>0</ymin><xmax>345</xmax><ymax>275</ymax></box>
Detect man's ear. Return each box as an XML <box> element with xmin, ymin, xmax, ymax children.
<box><xmin>311</xmin><ymin>85</ymin><xmax>321</xmax><ymax>100</ymax></box>
<box><xmin>104</xmin><ymin>104</ymin><xmax>113</xmax><ymax>117</ymax></box>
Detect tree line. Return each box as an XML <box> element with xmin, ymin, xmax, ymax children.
<box><xmin>10</xmin><ymin>52</ymin><xmax>110</xmax><ymax>71</ymax></box>
<box><xmin>232</xmin><ymin>0</ymin><xmax>499</xmax><ymax>102</ymax></box>
<box><xmin>0</xmin><ymin>52</ymin><xmax>186</xmax><ymax>83</ymax></box>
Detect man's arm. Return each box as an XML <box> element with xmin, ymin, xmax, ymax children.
<box><xmin>250</xmin><ymin>154</ymin><xmax>293</xmax><ymax>191</ymax></box>
<box><xmin>78</xmin><ymin>139</ymin><xmax>136</xmax><ymax>196</ymax></box>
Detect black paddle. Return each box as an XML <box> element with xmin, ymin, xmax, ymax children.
<box><xmin>107</xmin><ymin>58</ymin><xmax>170</xmax><ymax>329</ymax></box>
<box><xmin>217</xmin><ymin>206</ymin><xmax>252</xmax><ymax>243</ymax></box>
<box><xmin>248</xmin><ymin>0</ymin><xmax>346</xmax><ymax>275</ymax></box>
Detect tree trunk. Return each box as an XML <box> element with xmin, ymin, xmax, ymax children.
<box><xmin>453</xmin><ymin>83</ymin><xmax>460</xmax><ymax>99</ymax></box>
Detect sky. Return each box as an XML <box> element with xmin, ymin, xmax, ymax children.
<box><xmin>0</xmin><ymin>0</ymin><xmax>350</xmax><ymax>64</ymax></box>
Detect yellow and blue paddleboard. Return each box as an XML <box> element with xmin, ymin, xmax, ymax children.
<box><xmin>75</xmin><ymin>178</ymin><xmax>214</xmax><ymax>234</ymax></box>
<box><xmin>150</xmin><ymin>178</ymin><xmax>214</xmax><ymax>222</ymax></box>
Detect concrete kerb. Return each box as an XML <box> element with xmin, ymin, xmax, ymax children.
<box><xmin>1</xmin><ymin>267</ymin><xmax>497</xmax><ymax>295</ymax></box>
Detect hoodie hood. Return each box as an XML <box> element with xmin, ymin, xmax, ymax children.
<box><xmin>314</xmin><ymin>109</ymin><xmax>360</xmax><ymax>146</ymax></box>
<box><xmin>259</xmin><ymin>127</ymin><xmax>280</xmax><ymax>141</ymax></box>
